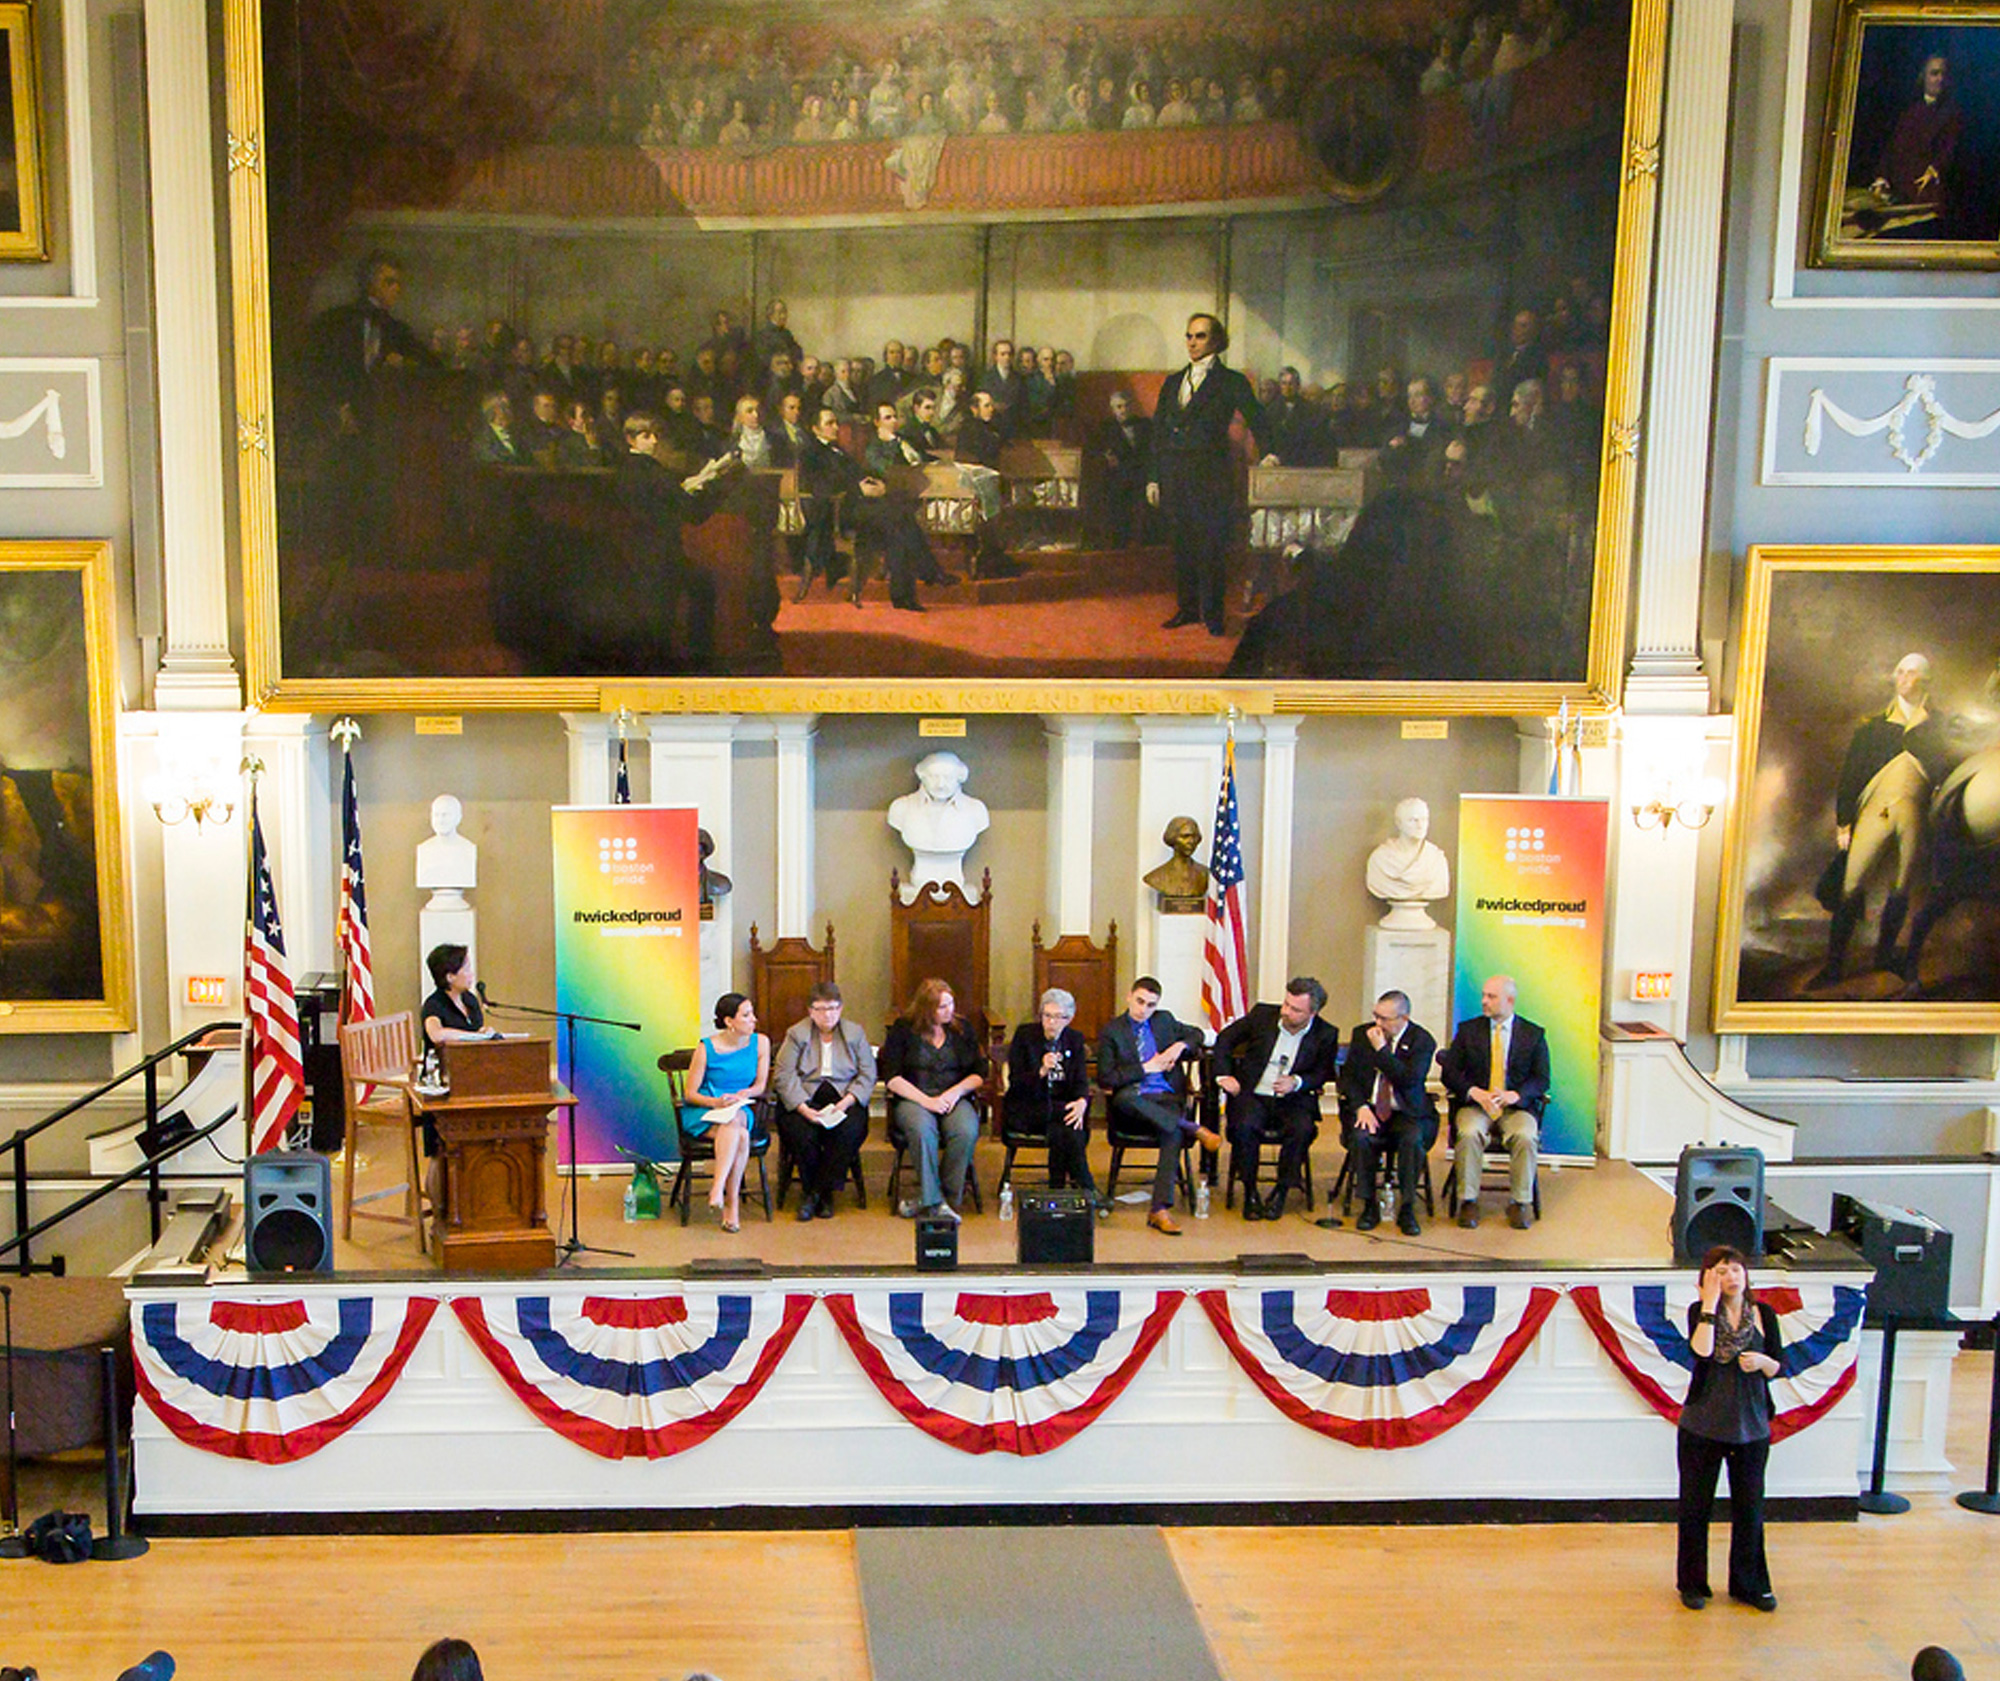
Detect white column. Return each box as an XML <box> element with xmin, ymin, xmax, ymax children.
<box><xmin>241</xmin><ymin>714</ymin><xmax>333</xmax><ymax>978</ymax></box>
<box><xmin>1133</xmin><ymin>718</ymin><xmax>1226</xmax><ymax>1025</ymax></box>
<box><xmin>1627</xmin><ymin>0</ymin><xmax>1732</xmax><ymax>712</ymax></box>
<box><xmin>144</xmin><ymin>0</ymin><xmax>238</xmax><ymax>709</ymax></box>
<box><xmin>771</xmin><ymin>716</ymin><xmax>819</xmax><ymax>938</ymax></box>
<box><xmin>646</xmin><ymin>716</ymin><xmax>741</xmax><ymax>1008</ymax></box>
<box><xmin>1255</xmin><ymin>717</ymin><xmax>1300</xmax><ymax>1000</ymax></box>
<box><xmin>153</xmin><ymin>710</ymin><xmax>247</xmax><ymax>1041</ymax></box>
<box><xmin>1042</xmin><ymin>716</ymin><xmax>1127</xmax><ymax>938</ymax></box>
<box><xmin>562</xmin><ymin>713</ymin><xmax>614</xmax><ymax>806</ymax></box>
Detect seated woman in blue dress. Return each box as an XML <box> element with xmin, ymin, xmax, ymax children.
<box><xmin>681</xmin><ymin>992</ymin><xmax>769</xmax><ymax>1232</ymax></box>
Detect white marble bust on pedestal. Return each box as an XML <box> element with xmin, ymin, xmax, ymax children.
<box><xmin>888</xmin><ymin>751</ymin><xmax>990</xmax><ymax>894</ymax></box>
<box><xmin>416</xmin><ymin>794</ymin><xmax>477</xmax><ymax>909</ymax></box>
<box><xmin>1366</xmin><ymin>797</ymin><xmax>1451</xmax><ymax>930</ymax></box>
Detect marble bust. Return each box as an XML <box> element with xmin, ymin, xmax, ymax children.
<box><xmin>888</xmin><ymin>751</ymin><xmax>990</xmax><ymax>892</ymax></box>
<box><xmin>1143</xmin><ymin>815</ymin><xmax>1210</xmax><ymax>912</ymax></box>
<box><xmin>1366</xmin><ymin>797</ymin><xmax>1450</xmax><ymax>929</ymax></box>
<box><xmin>416</xmin><ymin>794</ymin><xmax>477</xmax><ymax>899</ymax></box>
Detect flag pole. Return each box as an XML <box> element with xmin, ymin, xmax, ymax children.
<box><xmin>240</xmin><ymin>752</ymin><xmax>265</xmax><ymax>1162</ymax></box>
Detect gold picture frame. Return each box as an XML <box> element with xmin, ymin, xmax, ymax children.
<box><xmin>0</xmin><ymin>2</ymin><xmax>48</xmax><ymax>262</ymax></box>
<box><xmin>1714</xmin><ymin>546</ymin><xmax>2000</xmax><ymax>1033</ymax></box>
<box><xmin>222</xmin><ymin>0</ymin><xmax>1667</xmax><ymax>715</ymax></box>
<box><xmin>0</xmin><ymin>540</ymin><xmax>133</xmax><ymax>1033</ymax></box>
<box><xmin>1811</xmin><ymin>0</ymin><xmax>2000</xmax><ymax>270</ymax></box>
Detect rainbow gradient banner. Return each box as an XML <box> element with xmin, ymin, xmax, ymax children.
<box><xmin>1451</xmin><ymin>796</ymin><xmax>1609</xmax><ymax>1160</ymax></box>
<box><xmin>551</xmin><ymin>806</ymin><xmax>701</xmax><ymax>1167</ymax></box>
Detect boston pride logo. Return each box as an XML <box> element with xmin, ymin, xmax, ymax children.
<box><xmin>1503</xmin><ymin>826</ymin><xmax>1562</xmax><ymax>870</ymax></box>
<box><xmin>598</xmin><ymin>834</ymin><xmax>655</xmax><ymax>883</ymax></box>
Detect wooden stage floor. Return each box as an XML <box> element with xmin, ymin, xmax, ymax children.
<box><xmin>311</xmin><ymin>1137</ymin><xmax>1684</xmax><ymax>1278</ymax></box>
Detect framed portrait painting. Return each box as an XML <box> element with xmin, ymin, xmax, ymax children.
<box><xmin>0</xmin><ymin>541</ymin><xmax>132</xmax><ymax>1033</ymax></box>
<box><xmin>0</xmin><ymin>2</ymin><xmax>48</xmax><ymax>262</ymax></box>
<box><xmin>1714</xmin><ymin>547</ymin><xmax>2000</xmax><ymax>1034</ymax></box>
<box><xmin>1812</xmin><ymin>1</ymin><xmax>2000</xmax><ymax>268</ymax></box>
<box><xmin>225</xmin><ymin>0</ymin><xmax>1668</xmax><ymax>714</ymax></box>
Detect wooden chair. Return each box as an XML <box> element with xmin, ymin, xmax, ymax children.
<box><xmin>657</xmin><ymin>1049</ymin><xmax>775</xmax><ymax>1224</ymax></box>
<box><xmin>336</xmin><ymin>1011</ymin><xmax>424</xmax><ymax>1243</ymax></box>
<box><xmin>749</xmin><ymin>921</ymin><xmax>868</xmax><ymax>1212</ymax></box>
<box><xmin>1103</xmin><ymin>1044</ymin><xmax>1204</xmax><ymax>1213</ymax></box>
<box><xmin>1330</xmin><ymin>1092</ymin><xmax>1440</xmax><ymax>1219</ymax></box>
<box><xmin>889</xmin><ymin>867</ymin><xmax>995</xmax><ymax>1045</ymax></box>
<box><xmin>1000</xmin><ymin>920</ymin><xmax>1121</xmax><ymax>1190</ymax></box>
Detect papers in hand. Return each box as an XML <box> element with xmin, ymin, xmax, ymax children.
<box><xmin>705</xmin><ymin>1101</ymin><xmax>747</xmax><ymax>1128</ymax></box>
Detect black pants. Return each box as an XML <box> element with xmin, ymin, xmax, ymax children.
<box><xmin>1230</xmin><ymin>1091</ymin><xmax>1318</xmax><ymax>1199</ymax></box>
<box><xmin>1045</xmin><ymin>1108</ymin><xmax>1099</xmax><ymax>1196</ymax></box>
<box><xmin>1349</xmin><ymin>1112</ymin><xmax>1425</xmax><ymax>1212</ymax></box>
<box><xmin>1161</xmin><ymin>460</ymin><xmax>1235</xmax><ymax>631</ymax></box>
<box><xmin>1110</xmin><ymin>1088</ymin><xmax>1187</xmax><ymax>1210</ymax></box>
<box><xmin>775</xmin><ymin>1085</ymin><xmax>869</xmax><ymax>1209</ymax></box>
<box><xmin>1675</xmin><ymin>1430</ymin><xmax>1771</xmax><ymax>1599</ymax></box>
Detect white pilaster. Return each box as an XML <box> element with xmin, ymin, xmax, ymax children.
<box><xmin>1255</xmin><ymin>717</ymin><xmax>1300</xmax><ymax>1000</ymax></box>
<box><xmin>242</xmin><ymin>715</ymin><xmax>333</xmax><ymax>978</ymax></box>
<box><xmin>1627</xmin><ymin>0</ymin><xmax>1732</xmax><ymax>710</ymax></box>
<box><xmin>153</xmin><ymin>710</ymin><xmax>247</xmax><ymax>1041</ymax></box>
<box><xmin>1134</xmin><ymin>718</ymin><xmax>1226</xmax><ymax>1024</ymax></box>
<box><xmin>1043</xmin><ymin>716</ymin><xmax>1127</xmax><ymax>938</ymax></box>
<box><xmin>562</xmin><ymin>713</ymin><xmax>614</xmax><ymax>806</ymax></box>
<box><xmin>646</xmin><ymin>716</ymin><xmax>741</xmax><ymax>1008</ymax></box>
<box><xmin>144</xmin><ymin>0</ymin><xmax>238</xmax><ymax>708</ymax></box>
<box><xmin>771</xmin><ymin>717</ymin><xmax>819</xmax><ymax>938</ymax></box>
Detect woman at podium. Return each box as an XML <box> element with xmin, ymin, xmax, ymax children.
<box><xmin>420</xmin><ymin>944</ymin><xmax>500</xmax><ymax>1082</ymax></box>
<box><xmin>682</xmin><ymin>993</ymin><xmax>770</xmax><ymax>1233</ymax></box>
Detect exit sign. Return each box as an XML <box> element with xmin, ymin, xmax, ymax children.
<box><xmin>1632</xmin><ymin>971</ymin><xmax>1674</xmax><ymax>1001</ymax></box>
<box><xmin>186</xmin><ymin>975</ymin><xmax>231</xmax><ymax>1007</ymax></box>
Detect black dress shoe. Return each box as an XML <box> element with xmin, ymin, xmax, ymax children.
<box><xmin>1679</xmin><ymin>1590</ymin><xmax>1709</xmax><ymax>1610</ymax></box>
<box><xmin>795</xmin><ymin>1198</ymin><xmax>816</xmax><ymax>1222</ymax></box>
<box><xmin>1263</xmin><ymin>1187</ymin><xmax>1289</xmax><ymax>1220</ymax></box>
<box><xmin>813</xmin><ymin>1193</ymin><xmax>834</xmax><ymax>1221</ymax></box>
<box><xmin>1397</xmin><ymin>1206</ymin><xmax>1422</xmax><ymax>1237</ymax></box>
<box><xmin>1355</xmin><ymin>1205</ymin><xmax>1381</xmax><ymax>1232</ymax></box>
<box><xmin>1730</xmin><ymin>1591</ymin><xmax>1777</xmax><ymax>1612</ymax></box>
<box><xmin>1243</xmin><ymin>1194</ymin><xmax>1265</xmax><ymax>1221</ymax></box>
<box><xmin>892</xmin><ymin>599</ymin><xmax>926</xmax><ymax>612</ymax></box>
<box><xmin>1163</xmin><ymin>611</ymin><xmax>1200</xmax><ymax>629</ymax></box>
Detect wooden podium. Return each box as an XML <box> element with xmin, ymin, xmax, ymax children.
<box><xmin>423</xmin><ymin>1038</ymin><xmax>570</xmax><ymax>1273</ymax></box>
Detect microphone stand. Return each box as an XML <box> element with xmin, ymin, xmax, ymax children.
<box><xmin>0</xmin><ymin>1284</ymin><xmax>21</xmax><ymax>1558</ymax></box>
<box><xmin>478</xmin><ymin>987</ymin><xmax>641</xmax><ymax>1264</ymax></box>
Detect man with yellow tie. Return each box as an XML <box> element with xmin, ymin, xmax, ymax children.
<box><xmin>1439</xmin><ymin>974</ymin><xmax>1551</xmax><ymax>1230</ymax></box>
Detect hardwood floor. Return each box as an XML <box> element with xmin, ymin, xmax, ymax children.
<box><xmin>7</xmin><ymin>1354</ymin><xmax>1995</xmax><ymax>1681</ymax></box>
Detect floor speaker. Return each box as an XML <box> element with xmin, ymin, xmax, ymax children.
<box><xmin>1671</xmin><ymin>1146</ymin><xmax>1764</xmax><ymax>1264</ymax></box>
<box><xmin>244</xmin><ymin>1151</ymin><xmax>334</xmax><ymax>1273</ymax></box>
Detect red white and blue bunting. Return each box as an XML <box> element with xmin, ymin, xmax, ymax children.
<box><xmin>132</xmin><ymin>1295</ymin><xmax>439</xmax><ymax>1463</ymax></box>
<box><xmin>1198</xmin><ymin>1284</ymin><xmax>1560</xmax><ymax>1449</ymax></box>
<box><xmin>824</xmin><ymin>1287</ymin><xmax>1182</xmax><ymax>1455</ymax></box>
<box><xmin>1571</xmin><ymin>1282</ymin><xmax>1865</xmax><ymax>1442</ymax></box>
<box><xmin>452</xmin><ymin>1291</ymin><xmax>813</xmax><ymax>1459</ymax></box>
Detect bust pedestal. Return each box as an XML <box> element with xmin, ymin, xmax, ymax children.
<box><xmin>419</xmin><ymin>890</ymin><xmax>477</xmax><ymax>1003</ymax></box>
<box><xmin>1363</xmin><ymin>923</ymin><xmax>1452</xmax><ymax>1042</ymax></box>
<box><xmin>1149</xmin><ymin>908</ymin><xmax>1211</xmax><ymax>1030</ymax></box>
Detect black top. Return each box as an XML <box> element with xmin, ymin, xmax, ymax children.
<box><xmin>422</xmin><ymin>986</ymin><xmax>483</xmax><ymax>1037</ymax></box>
<box><xmin>1680</xmin><ymin>1298</ymin><xmax>1780</xmax><ymax>1445</ymax></box>
<box><xmin>1003</xmin><ymin>1023</ymin><xmax>1090</xmax><ymax>1124</ymax></box>
<box><xmin>879</xmin><ymin>1019</ymin><xmax>984</xmax><ymax>1099</ymax></box>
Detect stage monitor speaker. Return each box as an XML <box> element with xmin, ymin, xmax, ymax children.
<box><xmin>1671</xmin><ymin>1146</ymin><xmax>1764</xmax><ymax>1264</ymax></box>
<box><xmin>1831</xmin><ymin>1193</ymin><xmax>1952</xmax><ymax>1323</ymax></box>
<box><xmin>915</xmin><ymin>1213</ymin><xmax>959</xmax><ymax>1271</ymax></box>
<box><xmin>1018</xmin><ymin>1189</ymin><xmax>1094</xmax><ymax>1264</ymax></box>
<box><xmin>244</xmin><ymin>1150</ymin><xmax>333</xmax><ymax>1273</ymax></box>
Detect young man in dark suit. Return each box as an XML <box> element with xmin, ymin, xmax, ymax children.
<box><xmin>1147</xmin><ymin>313</ymin><xmax>1264</xmax><ymax>636</ymax></box>
<box><xmin>1438</xmin><ymin>974</ymin><xmax>1551</xmax><ymax>1229</ymax></box>
<box><xmin>1212</xmin><ymin>976</ymin><xmax>1341</xmax><ymax>1220</ymax></box>
<box><xmin>1097</xmin><ymin>977</ymin><xmax>1222</xmax><ymax>1237</ymax></box>
<box><xmin>1336</xmin><ymin>990</ymin><xmax>1438</xmax><ymax>1235</ymax></box>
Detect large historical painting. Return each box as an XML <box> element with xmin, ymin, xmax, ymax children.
<box><xmin>1812</xmin><ymin>2</ymin><xmax>2000</xmax><ymax>269</ymax></box>
<box><xmin>1715</xmin><ymin>549</ymin><xmax>2000</xmax><ymax>1034</ymax></box>
<box><xmin>0</xmin><ymin>542</ymin><xmax>130</xmax><ymax>1033</ymax></box>
<box><xmin>0</xmin><ymin>3</ymin><xmax>48</xmax><ymax>261</ymax></box>
<box><xmin>229</xmin><ymin>0</ymin><xmax>1661</xmax><ymax>711</ymax></box>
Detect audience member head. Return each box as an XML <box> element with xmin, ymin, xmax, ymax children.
<box><xmin>412</xmin><ymin>1638</ymin><xmax>483</xmax><ymax>1681</ymax></box>
<box><xmin>733</xmin><ymin>393</ymin><xmax>763</xmax><ymax>432</ymax></box>
<box><xmin>1108</xmin><ymin>390</ymin><xmax>1133</xmax><ymax>421</ymax></box>
<box><xmin>990</xmin><ymin>338</ymin><xmax>1014</xmax><ymax>372</ymax></box>
<box><xmin>116</xmin><ymin>1655</ymin><xmax>176</xmax><ymax>1681</ymax></box>
<box><xmin>1913</xmin><ymin>1649</ymin><xmax>1965</xmax><ymax>1681</ymax></box>
<box><xmin>813</xmin><ymin>406</ymin><xmax>841</xmax><ymax>440</ymax></box>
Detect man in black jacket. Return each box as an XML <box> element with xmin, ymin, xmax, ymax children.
<box><xmin>1097</xmin><ymin>977</ymin><xmax>1222</xmax><ymax>1237</ymax></box>
<box><xmin>1212</xmin><ymin>976</ymin><xmax>1341</xmax><ymax>1220</ymax></box>
<box><xmin>1438</xmin><ymin>974</ymin><xmax>1551</xmax><ymax>1229</ymax></box>
<box><xmin>1147</xmin><ymin>313</ymin><xmax>1264</xmax><ymax>635</ymax></box>
<box><xmin>1336</xmin><ymin>990</ymin><xmax>1438</xmax><ymax>1235</ymax></box>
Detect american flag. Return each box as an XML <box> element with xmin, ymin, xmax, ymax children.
<box><xmin>615</xmin><ymin>734</ymin><xmax>631</xmax><ymax>804</ymax></box>
<box><xmin>1201</xmin><ymin>738</ymin><xmax>1250</xmax><ymax>1033</ymax></box>
<box><xmin>336</xmin><ymin>751</ymin><xmax>374</xmax><ymax>1024</ymax></box>
<box><xmin>244</xmin><ymin>795</ymin><xmax>304</xmax><ymax>1154</ymax></box>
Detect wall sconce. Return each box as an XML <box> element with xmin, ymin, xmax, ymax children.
<box><xmin>147</xmin><ymin>758</ymin><xmax>240</xmax><ymax>831</ymax></box>
<box><xmin>1631</xmin><ymin>774</ymin><xmax>1721</xmax><ymax>833</ymax></box>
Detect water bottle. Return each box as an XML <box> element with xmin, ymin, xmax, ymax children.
<box><xmin>622</xmin><ymin>1182</ymin><xmax>638</xmax><ymax>1223</ymax></box>
<box><xmin>1195</xmin><ymin>1179</ymin><xmax>1211</xmax><ymax>1220</ymax></box>
<box><xmin>999</xmin><ymin>1183</ymin><xmax>1015</xmax><ymax>1222</ymax></box>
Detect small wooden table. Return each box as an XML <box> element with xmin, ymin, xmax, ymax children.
<box><xmin>421</xmin><ymin>1041</ymin><xmax>571</xmax><ymax>1273</ymax></box>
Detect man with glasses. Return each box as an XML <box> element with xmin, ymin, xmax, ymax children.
<box><xmin>1335</xmin><ymin>990</ymin><xmax>1438</xmax><ymax>1236</ymax></box>
<box><xmin>771</xmin><ymin>983</ymin><xmax>877</xmax><ymax>1222</ymax></box>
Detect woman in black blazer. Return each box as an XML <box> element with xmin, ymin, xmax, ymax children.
<box><xmin>1004</xmin><ymin>988</ymin><xmax>1105</xmax><ymax>1216</ymax></box>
